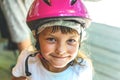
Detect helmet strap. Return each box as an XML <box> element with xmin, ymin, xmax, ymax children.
<box><xmin>79</xmin><ymin>28</ymin><xmax>83</xmax><ymax>49</ymax></box>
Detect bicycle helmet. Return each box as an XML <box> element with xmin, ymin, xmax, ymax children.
<box><xmin>26</xmin><ymin>0</ymin><xmax>91</xmax><ymax>34</ymax></box>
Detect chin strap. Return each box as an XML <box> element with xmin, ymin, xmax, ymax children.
<box><xmin>25</xmin><ymin>52</ymin><xmax>39</xmax><ymax>76</ymax></box>
<box><xmin>79</xmin><ymin>28</ymin><xmax>83</xmax><ymax>49</ymax></box>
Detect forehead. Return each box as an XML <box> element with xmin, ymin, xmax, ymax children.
<box><xmin>39</xmin><ymin>26</ymin><xmax>79</xmax><ymax>35</ymax></box>
<box><xmin>39</xmin><ymin>28</ymin><xmax>80</xmax><ymax>40</ymax></box>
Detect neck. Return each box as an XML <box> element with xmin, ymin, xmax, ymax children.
<box><xmin>40</xmin><ymin>58</ymin><xmax>69</xmax><ymax>72</ymax></box>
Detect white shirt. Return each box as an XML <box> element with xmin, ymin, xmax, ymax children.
<box><xmin>12</xmin><ymin>49</ymin><xmax>92</xmax><ymax>80</ymax></box>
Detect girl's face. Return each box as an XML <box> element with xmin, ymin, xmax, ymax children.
<box><xmin>38</xmin><ymin>27</ymin><xmax>80</xmax><ymax>72</ymax></box>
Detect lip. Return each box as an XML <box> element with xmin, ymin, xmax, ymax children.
<box><xmin>51</xmin><ymin>55</ymin><xmax>68</xmax><ymax>59</ymax></box>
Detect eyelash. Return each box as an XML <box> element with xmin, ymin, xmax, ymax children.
<box><xmin>46</xmin><ymin>38</ymin><xmax>56</xmax><ymax>43</ymax></box>
<box><xmin>67</xmin><ymin>39</ymin><xmax>76</xmax><ymax>44</ymax></box>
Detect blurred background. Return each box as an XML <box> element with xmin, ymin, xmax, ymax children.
<box><xmin>0</xmin><ymin>0</ymin><xmax>120</xmax><ymax>80</ymax></box>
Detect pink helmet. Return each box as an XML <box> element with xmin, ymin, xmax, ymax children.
<box><xmin>26</xmin><ymin>0</ymin><xmax>91</xmax><ymax>30</ymax></box>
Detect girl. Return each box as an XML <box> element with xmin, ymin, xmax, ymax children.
<box><xmin>12</xmin><ymin>0</ymin><xmax>93</xmax><ymax>80</ymax></box>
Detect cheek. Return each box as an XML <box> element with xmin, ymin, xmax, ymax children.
<box><xmin>67</xmin><ymin>44</ymin><xmax>79</xmax><ymax>55</ymax></box>
<box><xmin>40</xmin><ymin>43</ymin><xmax>55</xmax><ymax>55</ymax></box>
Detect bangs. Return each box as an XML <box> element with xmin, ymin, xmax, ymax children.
<box><xmin>51</xmin><ymin>26</ymin><xmax>79</xmax><ymax>34</ymax></box>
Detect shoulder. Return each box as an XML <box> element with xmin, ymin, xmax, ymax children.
<box><xmin>68</xmin><ymin>58</ymin><xmax>93</xmax><ymax>80</ymax></box>
<box><xmin>73</xmin><ymin>58</ymin><xmax>92</xmax><ymax>71</ymax></box>
<box><xmin>12</xmin><ymin>49</ymin><xmax>38</xmax><ymax>77</ymax></box>
<box><xmin>76</xmin><ymin>58</ymin><xmax>93</xmax><ymax>80</ymax></box>
<box><xmin>82</xmin><ymin>58</ymin><xmax>92</xmax><ymax>69</ymax></box>
<box><xmin>16</xmin><ymin>49</ymin><xmax>33</xmax><ymax>63</ymax></box>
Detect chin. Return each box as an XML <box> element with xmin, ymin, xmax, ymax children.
<box><xmin>52</xmin><ymin>63</ymin><xmax>68</xmax><ymax>68</ymax></box>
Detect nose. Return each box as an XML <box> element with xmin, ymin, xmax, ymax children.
<box><xmin>55</xmin><ymin>42</ymin><xmax>66</xmax><ymax>55</ymax></box>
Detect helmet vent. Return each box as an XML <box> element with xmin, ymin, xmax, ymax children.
<box><xmin>71</xmin><ymin>0</ymin><xmax>77</xmax><ymax>5</ymax></box>
<box><xmin>43</xmin><ymin>0</ymin><xmax>51</xmax><ymax>6</ymax></box>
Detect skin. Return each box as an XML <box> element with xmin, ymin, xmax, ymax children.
<box><xmin>17</xmin><ymin>37</ymin><xmax>33</xmax><ymax>53</ymax></box>
<box><xmin>11</xmin><ymin>76</ymin><xmax>27</xmax><ymax>80</ymax></box>
<box><xmin>38</xmin><ymin>27</ymin><xmax>80</xmax><ymax>72</ymax></box>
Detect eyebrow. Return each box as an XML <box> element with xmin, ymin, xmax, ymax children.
<box><xmin>47</xmin><ymin>33</ymin><xmax>79</xmax><ymax>38</ymax></box>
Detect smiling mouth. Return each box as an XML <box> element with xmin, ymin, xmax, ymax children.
<box><xmin>51</xmin><ymin>55</ymin><xmax>69</xmax><ymax>59</ymax></box>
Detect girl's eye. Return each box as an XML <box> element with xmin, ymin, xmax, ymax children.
<box><xmin>67</xmin><ymin>39</ymin><xmax>76</xmax><ymax>45</ymax></box>
<box><xmin>46</xmin><ymin>38</ymin><xmax>56</xmax><ymax>43</ymax></box>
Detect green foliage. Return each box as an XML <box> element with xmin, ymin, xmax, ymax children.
<box><xmin>0</xmin><ymin>40</ymin><xmax>17</xmax><ymax>80</ymax></box>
